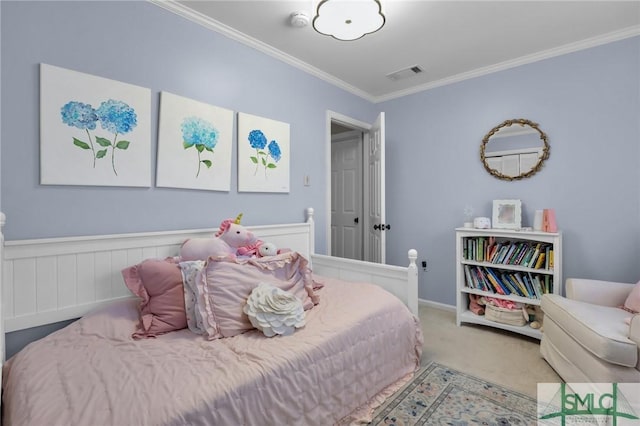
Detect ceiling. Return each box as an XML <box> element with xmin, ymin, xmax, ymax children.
<box><xmin>156</xmin><ymin>1</ymin><xmax>640</xmax><ymax>102</ymax></box>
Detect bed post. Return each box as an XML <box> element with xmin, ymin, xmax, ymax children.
<box><xmin>1</xmin><ymin>212</ymin><xmax>5</xmax><ymax>374</ymax></box>
<box><xmin>407</xmin><ymin>249</ymin><xmax>419</xmax><ymax>317</ymax></box>
<box><xmin>305</xmin><ymin>207</ymin><xmax>315</xmax><ymax>256</ymax></box>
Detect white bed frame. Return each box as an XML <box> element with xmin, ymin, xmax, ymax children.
<box><xmin>0</xmin><ymin>208</ymin><xmax>418</xmax><ymax>362</ymax></box>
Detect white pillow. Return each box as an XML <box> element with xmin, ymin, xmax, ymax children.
<box><xmin>243</xmin><ymin>282</ymin><xmax>306</xmax><ymax>337</ymax></box>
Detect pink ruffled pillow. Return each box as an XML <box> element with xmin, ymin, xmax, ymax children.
<box><xmin>623</xmin><ymin>280</ymin><xmax>640</xmax><ymax>314</ymax></box>
<box><xmin>122</xmin><ymin>258</ymin><xmax>187</xmax><ymax>339</ymax></box>
<box><xmin>198</xmin><ymin>252</ymin><xmax>318</xmax><ymax>340</ymax></box>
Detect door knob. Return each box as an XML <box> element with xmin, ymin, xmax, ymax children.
<box><xmin>354</xmin><ymin>217</ymin><xmax>359</xmax><ymax>224</ymax></box>
<box><xmin>373</xmin><ymin>224</ymin><xmax>380</xmax><ymax>230</ymax></box>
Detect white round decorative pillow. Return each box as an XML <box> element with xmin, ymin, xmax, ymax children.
<box><xmin>243</xmin><ymin>282</ymin><xmax>306</xmax><ymax>337</ymax></box>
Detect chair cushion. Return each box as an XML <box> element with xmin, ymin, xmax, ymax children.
<box><xmin>541</xmin><ymin>294</ymin><xmax>638</xmax><ymax>367</ymax></box>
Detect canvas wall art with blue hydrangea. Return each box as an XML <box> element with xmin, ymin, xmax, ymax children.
<box><xmin>61</xmin><ymin>99</ymin><xmax>137</xmax><ymax>176</ymax></box>
<box><xmin>238</xmin><ymin>112</ymin><xmax>290</xmax><ymax>193</ymax></box>
<box><xmin>40</xmin><ymin>64</ymin><xmax>151</xmax><ymax>187</ymax></box>
<box><xmin>156</xmin><ymin>92</ymin><xmax>233</xmax><ymax>192</ymax></box>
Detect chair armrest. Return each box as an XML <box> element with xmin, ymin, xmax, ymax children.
<box><xmin>629</xmin><ymin>315</ymin><xmax>640</xmax><ymax>347</ymax></box>
<box><xmin>566</xmin><ymin>278</ymin><xmax>634</xmax><ymax>307</ymax></box>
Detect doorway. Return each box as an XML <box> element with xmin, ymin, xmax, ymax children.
<box><xmin>331</xmin><ymin>128</ymin><xmax>363</xmax><ymax>260</ymax></box>
<box><xmin>326</xmin><ymin>111</ymin><xmax>386</xmax><ymax>263</ymax></box>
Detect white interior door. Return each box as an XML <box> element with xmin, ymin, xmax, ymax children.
<box><xmin>326</xmin><ymin>111</ymin><xmax>386</xmax><ymax>264</ymax></box>
<box><xmin>331</xmin><ymin>131</ymin><xmax>363</xmax><ymax>260</ymax></box>
<box><xmin>365</xmin><ymin>112</ymin><xmax>385</xmax><ymax>264</ymax></box>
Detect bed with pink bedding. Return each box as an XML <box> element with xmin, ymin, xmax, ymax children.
<box><xmin>0</xmin><ymin>213</ymin><xmax>422</xmax><ymax>425</ymax></box>
<box><xmin>2</xmin><ymin>274</ymin><xmax>422</xmax><ymax>425</ymax></box>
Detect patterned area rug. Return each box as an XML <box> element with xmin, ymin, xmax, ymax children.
<box><xmin>371</xmin><ymin>362</ymin><xmax>537</xmax><ymax>425</ymax></box>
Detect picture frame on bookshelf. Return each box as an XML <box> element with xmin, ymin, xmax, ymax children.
<box><xmin>492</xmin><ymin>199</ymin><xmax>522</xmax><ymax>230</ymax></box>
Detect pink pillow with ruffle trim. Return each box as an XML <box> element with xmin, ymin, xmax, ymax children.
<box><xmin>122</xmin><ymin>258</ymin><xmax>187</xmax><ymax>339</ymax></box>
<box><xmin>198</xmin><ymin>252</ymin><xmax>319</xmax><ymax>340</ymax></box>
<box><xmin>624</xmin><ymin>280</ymin><xmax>640</xmax><ymax>314</ymax></box>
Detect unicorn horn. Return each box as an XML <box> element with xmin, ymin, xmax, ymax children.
<box><xmin>234</xmin><ymin>213</ymin><xmax>243</xmax><ymax>224</ymax></box>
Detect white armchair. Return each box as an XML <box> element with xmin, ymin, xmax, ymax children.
<box><xmin>540</xmin><ymin>278</ymin><xmax>640</xmax><ymax>383</ymax></box>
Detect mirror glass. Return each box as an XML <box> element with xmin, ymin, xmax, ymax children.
<box><xmin>480</xmin><ymin>119</ymin><xmax>549</xmax><ymax>180</ymax></box>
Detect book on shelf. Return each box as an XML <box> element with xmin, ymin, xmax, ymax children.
<box><xmin>501</xmin><ymin>272</ymin><xmax>524</xmax><ymax>297</ymax></box>
<box><xmin>513</xmin><ymin>242</ymin><xmax>531</xmax><ymax>265</ymax></box>
<box><xmin>507</xmin><ymin>242</ymin><xmax>525</xmax><ymax>265</ymax></box>
<box><xmin>528</xmin><ymin>272</ymin><xmax>541</xmax><ymax>299</ymax></box>
<box><xmin>487</xmin><ymin>241</ymin><xmax>500</xmax><ymax>263</ymax></box>
<box><xmin>476</xmin><ymin>237</ymin><xmax>485</xmax><ymax>262</ymax></box>
<box><xmin>525</xmin><ymin>243</ymin><xmax>542</xmax><ymax>268</ymax></box>
<box><xmin>496</xmin><ymin>244</ymin><xmax>511</xmax><ymax>264</ymax></box>
<box><xmin>485</xmin><ymin>236</ymin><xmax>496</xmax><ymax>262</ymax></box>
<box><xmin>483</xmin><ymin>267</ymin><xmax>508</xmax><ymax>295</ymax></box>
<box><xmin>534</xmin><ymin>252</ymin><xmax>546</xmax><ymax>269</ymax></box>
<box><xmin>464</xmin><ymin>264</ymin><xmax>474</xmax><ymax>289</ymax></box>
<box><xmin>472</xmin><ymin>267</ymin><xmax>489</xmax><ymax>292</ymax></box>
<box><xmin>502</xmin><ymin>243</ymin><xmax>519</xmax><ymax>265</ymax></box>
<box><xmin>480</xmin><ymin>267</ymin><xmax>500</xmax><ymax>294</ymax></box>
<box><xmin>513</xmin><ymin>272</ymin><xmax>533</xmax><ymax>298</ymax></box>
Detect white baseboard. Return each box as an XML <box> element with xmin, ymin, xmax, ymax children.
<box><xmin>418</xmin><ymin>298</ymin><xmax>456</xmax><ymax>313</ymax></box>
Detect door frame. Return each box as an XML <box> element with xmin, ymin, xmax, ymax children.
<box><xmin>325</xmin><ymin>110</ymin><xmax>372</xmax><ymax>258</ymax></box>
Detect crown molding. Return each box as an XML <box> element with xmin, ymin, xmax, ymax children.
<box><xmin>148</xmin><ymin>0</ymin><xmax>376</xmax><ymax>102</ymax></box>
<box><xmin>375</xmin><ymin>25</ymin><xmax>640</xmax><ymax>103</ymax></box>
<box><xmin>150</xmin><ymin>1</ymin><xmax>639</xmax><ymax>105</ymax></box>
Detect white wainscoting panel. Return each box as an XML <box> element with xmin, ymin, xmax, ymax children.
<box><xmin>3</xmin><ymin>221</ymin><xmax>313</xmax><ymax>333</ymax></box>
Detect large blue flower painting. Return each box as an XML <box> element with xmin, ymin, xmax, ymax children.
<box><xmin>61</xmin><ymin>98</ymin><xmax>137</xmax><ymax>176</ymax></box>
<box><xmin>40</xmin><ymin>64</ymin><xmax>151</xmax><ymax>187</ymax></box>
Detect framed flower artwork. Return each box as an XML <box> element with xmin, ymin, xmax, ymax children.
<box><xmin>237</xmin><ymin>112</ymin><xmax>290</xmax><ymax>193</ymax></box>
<box><xmin>492</xmin><ymin>199</ymin><xmax>522</xmax><ymax>230</ymax></box>
<box><xmin>40</xmin><ymin>63</ymin><xmax>151</xmax><ymax>187</ymax></box>
<box><xmin>156</xmin><ymin>92</ymin><xmax>233</xmax><ymax>191</ymax></box>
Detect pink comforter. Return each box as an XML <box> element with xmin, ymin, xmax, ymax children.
<box><xmin>2</xmin><ymin>276</ymin><xmax>423</xmax><ymax>426</ymax></box>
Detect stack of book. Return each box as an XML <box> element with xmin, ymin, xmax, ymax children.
<box><xmin>463</xmin><ymin>237</ymin><xmax>554</xmax><ymax>270</ymax></box>
<box><xmin>463</xmin><ymin>264</ymin><xmax>553</xmax><ymax>299</ymax></box>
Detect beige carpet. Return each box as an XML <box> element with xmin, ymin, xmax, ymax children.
<box><xmin>417</xmin><ymin>303</ymin><xmax>561</xmax><ymax>399</ymax></box>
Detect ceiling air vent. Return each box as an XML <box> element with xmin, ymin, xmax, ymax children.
<box><xmin>386</xmin><ymin>65</ymin><xmax>423</xmax><ymax>81</ymax></box>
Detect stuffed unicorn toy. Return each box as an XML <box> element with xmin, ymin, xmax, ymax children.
<box><xmin>180</xmin><ymin>213</ymin><xmax>256</xmax><ymax>261</ymax></box>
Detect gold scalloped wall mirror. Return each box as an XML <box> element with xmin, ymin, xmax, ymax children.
<box><xmin>480</xmin><ymin>119</ymin><xmax>550</xmax><ymax>181</ymax></box>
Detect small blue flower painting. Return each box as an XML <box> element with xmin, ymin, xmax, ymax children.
<box><xmin>40</xmin><ymin>64</ymin><xmax>151</xmax><ymax>187</ymax></box>
<box><xmin>238</xmin><ymin>112</ymin><xmax>290</xmax><ymax>193</ymax></box>
<box><xmin>248</xmin><ymin>129</ymin><xmax>282</xmax><ymax>178</ymax></box>
<box><xmin>156</xmin><ymin>92</ymin><xmax>233</xmax><ymax>191</ymax></box>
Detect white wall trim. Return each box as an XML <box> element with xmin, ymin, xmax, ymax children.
<box><xmin>370</xmin><ymin>25</ymin><xmax>640</xmax><ymax>103</ymax></box>
<box><xmin>147</xmin><ymin>1</ymin><xmax>640</xmax><ymax>104</ymax></box>
<box><xmin>419</xmin><ymin>298</ymin><xmax>456</xmax><ymax>313</ymax></box>
<box><xmin>148</xmin><ymin>0</ymin><xmax>375</xmax><ymax>102</ymax></box>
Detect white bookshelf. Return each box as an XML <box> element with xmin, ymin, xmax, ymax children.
<box><xmin>455</xmin><ymin>227</ymin><xmax>562</xmax><ymax>340</ymax></box>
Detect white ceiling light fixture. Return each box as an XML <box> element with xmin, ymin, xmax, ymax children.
<box><xmin>313</xmin><ymin>0</ymin><xmax>386</xmax><ymax>41</ymax></box>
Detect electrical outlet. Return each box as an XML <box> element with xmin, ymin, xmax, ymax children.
<box><xmin>421</xmin><ymin>260</ymin><xmax>427</xmax><ymax>271</ymax></box>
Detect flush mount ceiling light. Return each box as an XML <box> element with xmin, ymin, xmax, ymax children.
<box><xmin>313</xmin><ymin>0</ymin><xmax>385</xmax><ymax>41</ymax></box>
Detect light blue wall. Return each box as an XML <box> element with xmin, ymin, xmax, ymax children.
<box><xmin>2</xmin><ymin>1</ymin><xmax>639</xmax><ymax>315</ymax></box>
<box><xmin>0</xmin><ymin>0</ymin><xmax>378</xmax><ymax>253</ymax></box>
<box><xmin>381</xmin><ymin>36</ymin><xmax>640</xmax><ymax>304</ymax></box>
